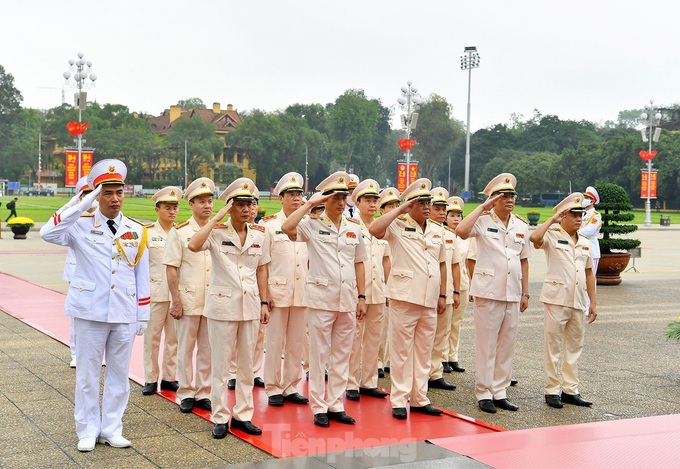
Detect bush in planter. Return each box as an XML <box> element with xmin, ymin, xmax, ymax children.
<box><xmin>527</xmin><ymin>210</ymin><xmax>541</xmax><ymax>226</ymax></box>
<box><xmin>7</xmin><ymin>216</ymin><xmax>35</xmax><ymax>239</ymax></box>
<box><xmin>594</xmin><ymin>183</ymin><xmax>640</xmax><ymax>253</ymax></box>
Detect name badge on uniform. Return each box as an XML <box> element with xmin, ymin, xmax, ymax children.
<box><xmin>405</xmin><ymin>227</ymin><xmax>416</xmax><ymax>232</ymax></box>
<box><xmin>275</xmin><ymin>230</ymin><xmax>284</xmax><ymax>234</ymax></box>
<box><xmin>487</xmin><ymin>228</ymin><xmax>498</xmax><ymax>233</ymax></box>
<box><xmin>558</xmin><ymin>239</ymin><xmax>569</xmax><ymax>245</ymax></box>
<box><xmin>222</xmin><ymin>241</ymin><xmax>235</xmax><ymax>246</ymax></box>
<box><xmin>319</xmin><ymin>230</ymin><xmax>330</xmax><ymax>235</ymax></box>
<box><xmin>90</xmin><ymin>230</ymin><xmax>103</xmax><ymax>235</ymax></box>
<box><xmin>152</xmin><ymin>237</ymin><xmax>163</xmax><ymax>242</ymax></box>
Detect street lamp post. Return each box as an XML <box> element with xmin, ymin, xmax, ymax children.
<box><xmin>460</xmin><ymin>46</ymin><xmax>480</xmax><ymax>201</ymax></box>
<box><xmin>640</xmin><ymin>101</ymin><xmax>662</xmax><ymax>227</ymax></box>
<box><xmin>63</xmin><ymin>52</ymin><xmax>97</xmax><ymax>183</ymax></box>
<box><xmin>303</xmin><ymin>143</ymin><xmax>309</xmax><ymax>194</ymax></box>
<box><xmin>397</xmin><ymin>81</ymin><xmax>422</xmax><ymax>187</ymax></box>
<box><xmin>184</xmin><ymin>139</ymin><xmax>189</xmax><ymax>189</ymax></box>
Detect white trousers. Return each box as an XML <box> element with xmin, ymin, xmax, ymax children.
<box><xmin>389</xmin><ymin>299</ymin><xmax>436</xmax><ymax>408</ymax></box>
<box><xmin>473</xmin><ymin>298</ymin><xmax>519</xmax><ymax>401</ymax></box>
<box><xmin>264</xmin><ymin>306</ymin><xmax>307</xmax><ymax>396</ymax></box>
<box><xmin>208</xmin><ymin>319</ymin><xmax>258</xmax><ymax>424</ymax></box>
<box><xmin>307</xmin><ymin>309</ymin><xmax>355</xmax><ymax>414</ymax></box>
<box><xmin>446</xmin><ymin>290</ymin><xmax>469</xmax><ymax>362</ymax></box>
<box><xmin>143</xmin><ymin>301</ymin><xmax>178</xmax><ymax>383</ymax></box>
<box><xmin>69</xmin><ymin>317</ymin><xmax>76</xmax><ymax>361</ymax></box>
<box><xmin>429</xmin><ymin>303</ymin><xmax>453</xmax><ymax>380</ymax></box>
<box><xmin>544</xmin><ymin>303</ymin><xmax>585</xmax><ymax>395</ymax></box>
<box><xmin>175</xmin><ymin>314</ymin><xmax>211</xmax><ymax>401</ymax></box>
<box><xmin>348</xmin><ymin>303</ymin><xmax>385</xmax><ymax>389</ymax></box>
<box><xmin>74</xmin><ymin>319</ymin><xmax>135</xmax><ymax>439</ymax></box>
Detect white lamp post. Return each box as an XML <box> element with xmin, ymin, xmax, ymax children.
<box><xmin>640</xmin><ymin>101</ymin><xmax>662</xmax><ymax>227</ymax></box>
<box><xmin>460</xmin><ymin>46</ymin><xmax>480</xmax><ymax>200</ymax></box>
<box><xmin>63</xmin><ymin>52</ymin><xmax>97</xmax><ymax>183</ymax></box>
<box><xmin>397</xmin><ymin>81</ymin><xmax>422</xmax><ymax>187</ymax></box>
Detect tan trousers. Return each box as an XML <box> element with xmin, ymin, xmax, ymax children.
<box><xmin>348</xmin><ymin>303</ymin><xmax>385</xmax><ymax>390</ymax></box>
<box><xmin>264</xmin><ymin>306</ymin><xmax>307</xmax><ymax>397</ymax></box>
<box><xmin>208</xmin><ymin>318</ymin><xmax>258</xmax><ymax>424</ymax></box>
<box><xmin>473</xmin><ymin>298</ymin><xmax>519</xmax><ymax>401</ymax></box>
<box><xmin>544</xmin><ymin>303</ymin><xmax>585</xmax><ymax>395</ymax></box>
<box><xmin>429</xmin><ymin>303</ymin><xmax>453</xmax><ymax>380</ymax></box>
<box><xmin>446</xmin><ymin>290</ymin><xmax>469</xmax><ymax>362</ymax></box>
<box><xmin>307</xmin><ymin>309</ymin><xmax>355</xmax><ymax>414</ymax></box>
<box><xmin>143</xmin><ymin>301</ymin><xmax>178</xmax><ymax>383</ymax></box>
<box><xmin>175</xmin><ymin>314</ymin><xmax>211</xmax><ymax>401</ymax></box>
<box><xmin>378</xmin><ymin>304</ymin><xmax>390</xmax><ymax>370</ymax></box>
<box><xmin>389</xmin><ymin>299</ymin><xmax>436</xmax><ymax>409</ymax></box>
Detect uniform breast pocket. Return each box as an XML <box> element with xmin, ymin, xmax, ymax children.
<box><xmin>219</xmin><ymin>246</ymin><xmax>239</xmax><ymax>257</ymax></box>
<box><xmin>247</xmin><ymin>246</ymin><xmax>262</xmax><ymax>256</ymax></box>
<box><xmin>484</xmin><ymin>231</ymin><xmax>501</xmax><ymax>240</ymax></box>
<box><xmin>389</xmin><ymin>268</ymin><xmax>414</xmax><ymax>290</ymax></box>
<box><xmin>345</xmin><ymin>237</ymin><xmax>359</xmax><ymax>246</ymax></box>
<box><xmin>208</xmin><ymin>287</ymin><xmax>232</xmax><ymax>308</ymax></box>
<box><xmin>272</xmin><ymin>236</ymin><xmax>290</xmax><ymax>254</ymax></box>
<box><xmin>269</xmin><ymin>276</ymin><xmax>288</xmax><ymax>295</ymax></box>
<box><xmin>66</xmin><ymin>280</ymin><xmax>96</xmax><ymax>312</ymax></box>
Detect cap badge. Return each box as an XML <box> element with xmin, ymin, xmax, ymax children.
<box><xmin>201</xmin><ymin>182</ymin><xmax>207</xmax><ymax>187</ymax></box>
<box><xmin>389</xmin><ymin>191</ymin><xmax>394</xmax><ymax>196</ymax></box>
<box><xmin>242</xmin><ymin>182</ymin><xmax>249</xmax><ymax>189</ymax></box>
<box><xmin>291</xmin><ymin>176</ymin><xmax>296</xmax><ymax>182</ymax></box>
<box><xmin>170</xmin><ymin>190</ymin><xmax>175</xmax><ymax>196</ymax></box>
<box><xmin>575</xmin><ymin>197</ymin><xmax>581</xmax><ymax>202</ymax></box>
<box><xmin>108</xmin><ymin>165</ymin><xmax>116</xmax><ymax>173</ymax></box>
<box><xmin>420</xmin><ymin>183</ymin><xmax>426</xmax><ymax>189</ymax></box>
<box><xmin>504</xmin><ymin>177</ymin><xmax>510</xmax><ymax>183</ymax></box>
<box><xmin>338</xmin><ymin>177</ymin><xmax>344</xmax><ymax>183</ymax></box>
<box><xmin>369</xmin><ymin>183</ymin><xmax>374</xmax><ymax>188</ymax></box>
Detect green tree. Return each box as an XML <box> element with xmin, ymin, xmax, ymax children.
<box><xmin>1</xmin><ymin>109</ymin><xmax>41</xmax><ymax>181</ymax></box>
<box><xmin>176</xmin><ymin>97</ymin><xmax>206</xmax><ymax>109</ymax></box>
<box><xmin>164</xmin><ymin>118</ymin><xmax>224</xmax><ymax>184</ymax></box>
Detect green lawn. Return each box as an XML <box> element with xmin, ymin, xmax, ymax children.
<box><xmin>1</xmin><ymin>195</ymin><xmax>676</xmax><ymax>226</ymax></box>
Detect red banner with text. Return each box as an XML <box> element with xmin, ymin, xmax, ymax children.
<box><xmin>65</xmin><ymin>150</ymin><xmax>94</xmax><ymax>187</ymax></box>
<box><xmin>397</xmin><ymin>162</ymin><xmax>419</xmax><ymax>192</ymax></box>
<box><xmin>640</xmin><ymin>170</ymin><xmax>657</xmax><ymax>199</ymax></box>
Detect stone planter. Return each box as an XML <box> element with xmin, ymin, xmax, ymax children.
<box><xmin>10</xmin><ymin>225</ymin><xmax>31</xmax><ymax>239</ymax></box>
<box><xmin>527</xmin><ymin>213</ymin><xmax>540</xmax><ymax>226</ymax></box>
<box><xmin>596</xmin><ymin>252</ymin><xmax>631</xmax><ymax>285</ymax></box>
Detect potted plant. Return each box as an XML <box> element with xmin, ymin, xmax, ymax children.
<box><xmin>7</xmin><ymin>216</ymin><xmax>35</xmax><ymax>239</ymax></box>
<box><xmin>527</xmin><ymin>210</ymin><xmax>541</xmax><ymax>226</ymax></box>
<box><xmin>594</xmin><ymin>183</ymin><xmax>640</xmax><ymax>285</ymax></box>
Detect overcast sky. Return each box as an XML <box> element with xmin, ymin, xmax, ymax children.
<box><xmin>4</xmin><ymin>1</ymin><xmax>679</xmax><ymax>131</ymax></box>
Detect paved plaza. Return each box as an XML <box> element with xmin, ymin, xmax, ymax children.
<box><xmin>0</xmin><ymin>224</ymin><xmax>679</xmax><ymax>468</ymax></box>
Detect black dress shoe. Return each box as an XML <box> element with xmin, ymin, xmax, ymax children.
<box><xmin>327</xmin><ymin>411</ymin><xmax>355</xmax><ymax>424</ymax></box>
<box><xmin>450</xmin><ymin>361</ymin><xmax>466</xmax><ymax>373</ymax></box>
<box><xmin>510</xmin><ymin>379</ymin><xmax>518</xmax><ymax>386</ymax></box>
<box><xmin>268</xmin><ymin>394</ymin><xmax>284</xmax><ymax>406</ymax></box>
<box><xmin>305</xmin><ymin>371</ymin><xmax>309</xmax><ymax>381</ymax></box>
<box><xmin>179</xmin><ymin>398</ymin><xmax>194</xmax><ymax>413</ymax></box>
<box><xmin>392</xmin><ymin>407</ymin><xmax>407</xmax><ymax>419</ymax></box>
<box><xmin>141</xmin><ymin>382</ymin><xmax>157</xmax><ymax>396</ymax></box>
<box><xmin>231</xmin><ymin>418</ymin><xmax>262</xmax><ymax>435</ymax></box>
<box><xmin>194</xmin><ymin>398</ymin><xmax>212</xmax><ymax>411</ymax></box>
<box><xmin>345</xmin><ymin>389</ymin><xmax>360</xmax><ymax>401</ymax></box>
<box><xmin>478</xmin><ymin>399</ymin><xmax>497</xmax><ymax>413</ymax></box>
<box><xmin>561</xmin><ymin>392</ymin><xmax>592</xmax><ymax>407</ymax></box>
<box><xmin>545</xmin><ymin>394</ymin><xmax>563</xmax><ymax>408</ymax></box>
<box><xmin>227</xmin><ymin>378</ymin><xmax>236</xmax><ymax>390</ymax></box>
<box><xmin>410</xmin><ymin>404</ymin><xmax>443</xmax><ymax>416</ymax></box>
<box><xmin>253</xmin><ymin>377</ymin><xmax>265</xmax><ymax>387</ymax></box>
<box><xmin>212</xmin><ymin>423</ymin><xmax>228</xmax><ymax>439</ymax></box>
<box><xmin>442</xmin><ymin>362</ymin><xmax>453</xmax><ymax>373</ymax></box>
<box><xmin>428</xmin><ymin>377</ymin><xmax>456</xmax><ymax>390</ymax></box>
<box><xmin>160</xmin><ymin>380</ymin><xmax>179</xmax><ymax>392</ymax></box>
<box><xmin>493</xmin><ymin>398</ymin><xmax>519</xmax><ymax>411</ymax></box>
<box><xmin>283</xmin><ymin>392</ymin><xmax>309</xmax><ymax>404</ymax></box>
<box><xmin>314</xmin><ymin>413</ymin><xmax>329</xmax><ymax>427</ymax></box>
<box><xmin>378</xmin><ymin>368</ymin><xmax>385</xmax><ymax>378</ymax></box>
<box><xmin>359</xmin><ymin>387</ymin><xmax>387</xmax><ymax>398</ymax></box>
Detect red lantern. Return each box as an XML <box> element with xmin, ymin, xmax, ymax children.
<box><xmin>66</xmin><ymin>121</ymin><xmax>90</xmax><ymax>137</ymax></box>
<box><xmin>398</xmin><ymin>138</ymin><xmax>416</xmax><ymax>151</ymax></box>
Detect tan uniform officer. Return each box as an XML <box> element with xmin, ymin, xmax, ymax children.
<box><xmin>346</xmin><ymin>179</ymin><xmax>390</xmax><ymax>401</ymax></box>
<box><xmin>427</xmin><ymin>187</ymin><xmax>459</xmax><ymax>390</ymax></box>
<box><xmin>282</xmin><ymin>171</ymin><xmax>367</xmax><ymax>429</ymax></box>
<box><xmin>445</xmin><ymin>196</ymin><xmax>477</xmax><ymax>373</ymax></box>
<box><xmin>163</xmin><ymin>178</ymin><xmax>213</xmax><ymax>414</ymax></box>
<box><xmin>456</xmin><ymin>173</ymin><xmax>530</xmax><ymax>414</ymax></box>
<box><xmin>370</xmin><ymin>178</ymin><xmax>447</xmax><ymax>420</ymax></box>
<box><xmin>376</xmin><ymin>187</ymin><xmax>401</xmax><ymax>377</ymax></box>
<box><xmin>530</xmin><ymin>193</ymin><xmax>597</xmax><ymax>409</ymax></box>
<box><xmin>189</xmin><ymin>178</ymin><xmax>270</xmax><ymax>438</ymax></box>
<box><xmin>141</xmin><ymin>186</ymin><xmax>181</xmax><ymax>395</ymax></box>
<box><xmin>262</xmin><ymin>172</ymin><xmax>310</xmax><ymax>407</ymax></box>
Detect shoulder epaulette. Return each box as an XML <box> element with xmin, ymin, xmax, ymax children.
<box><xmin>548</xmin><ymin>226</ymin><xmax>561</xmax><ymax>231</ymax></box>
<box><xmin>429</xmin><ymin>219</ymin><xmax>442</xmax><ymax>227</ymax></box>
<box><xmin>80</xmin><ymin>212</ymin><xmax>94</xmax><ymax>217</ymax></box>
<box><xmin>250</xmin><ymin>224</ymin><xmax>265</xmax><ymax>232</ymax></box>
<box><xmin>214</xmin><ymin>223</ymin><xmax>228</xmax><ymax>229</ymax></box>
<box><xmin>514</xmin><ymin>214</ymin><xmax>528</xmax><ymax>224</ymax></box>
<box><xmin>444</xmin><ymin>225</ymin><xmax>456</xmax><ymax>233</ymax></box>
<box><xmin>261</xmin><ymin>214</ymin><xmax>277</xmax><ymax>222</ymax></box>
<box><xmin>397</xmin><ymin>214</ymin><xmax>408</xmax><ymax>221</ymax></box>
<box><xmin>127</xmin><ymin>216</ymin><xmax>146</xmax><ymax>226</ymax></box>
<box><xmin>480</xmin><ymin>211</ymin><xmax>491</xmax><ymax>216</ymax></box>
<box><xmin>175</xmin><ymin>220</ymin><xmax>190</xmax><ymax>229</ymax></box>
<box><xmin>143</xmin><ymin>222</ymin><xmax>155</xmax><ymax>228</ymax></box>
<box><xmin>345</xmin><ymin>217</ymin><xmax>360</xmax><ymax>224</ymax></box>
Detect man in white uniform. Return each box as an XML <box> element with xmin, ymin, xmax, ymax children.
<box><xmin>579</xmin><ymin>186</ymin><xmax>601</xmax><ymax>314</ymax></box>
<box><xmin>343</xmin><ymin>173</ymin><xmax>360</xmax><ymax>218</ymax></box>
<box><xmin>141</xmin><ymin>186</ymin><xmax>181</xmax><ymax>395</ymax></box>
<box><xmin>455</xmin><ymin>173</ymin><xmax>530</xmax><ymax>414</ymax></box>
<box><xmin>369</xmin><ymin>178</ymin><xmax>447</xmax><ymax>420</ymax></box>
<box><xmin>261</xmin><ymin>172</ymin><xmax>309</xmax><ymax>407</ymax></box>
<box><xmin>41</xmin><ymin>159</ymin><xmax>150</xmax><ymax>452</ymax></box>
<box><xmin>189</xmin><ymin>178</ymin><xmax>270</xmax><ymax>438</ymax></box>
<box><xmin>282</xmin><ymin>171</ymin><xmax>367</xmax><ymax>428</ymax></box>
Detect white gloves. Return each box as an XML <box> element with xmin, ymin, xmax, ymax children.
<box><xmin>76</xmin><ymin>186</ymin><xmax>101</xmax><ymax>212</ymax></box>
<box><xmin>136</xmin><ymin>321</ymin><xmax>148</xmax><ymax>336</ymax></box>
<box><xmin>67</xmin><ymin>191</ymin><xmax>83</xmax><ymax>208</ymax></box>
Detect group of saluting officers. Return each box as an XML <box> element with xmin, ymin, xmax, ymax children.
<box><xmin>40</xmin><ymin>157</ymin><xmax>600</xmax><ymax>452</ymax></box>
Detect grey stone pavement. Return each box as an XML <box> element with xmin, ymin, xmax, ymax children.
<box><xmin>0</xmin><ymin>223</ymin><xmax>679</xmax><ymax>468</ymax></box>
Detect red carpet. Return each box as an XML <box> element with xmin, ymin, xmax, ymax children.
<box><xmin>0</xmin><ymin>271</ymin><xmax>500</xmax><ymax>458</ymax></box>
<box><xmin>430</xmin><ymin>413</ymin><xmax>680</xmax><ymax>468</ymax></box>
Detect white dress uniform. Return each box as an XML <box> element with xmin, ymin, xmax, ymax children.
<box><xmin>40</xmin><ymin>160</ymin><xmax>150</xmax><ymax>444</ymax></box>
<box><xmin>163</xmin><ymin>211</ymin><xmax>212</xmax><ymax>403</ymax></box>
<box><xmin>579</xmin><ymin>186</ymin><xmax>602</xmax><ymax>312</ymax></box>
<box><xmin>447</xmin><ymin>230</ymin><xmax>476</xmax><ymax>364</ymax></box>
<box><xmin>536</xmin><ymin>194</ymin><xmax>593</xmax><ymax>396</ymax></box>
<box><xmin>196</xmin><ymin>179</ymin><xmax>270</xmax><ymax>425</ymax></box>
<box><xmin>261</xmin><ymin>182</ymin><xmax>309</xmax><ymax>399</ymax></box>
<box><xmin>342</xmin><ymin>173</ymin><xmax>360</xmax><ymax>218</ymax></box>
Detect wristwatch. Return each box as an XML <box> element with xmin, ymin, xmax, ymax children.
<box><xmin>261</xmin><ymin>300</ymin><xmax>270</xmax><ymax>306</ymax></box>
<box><xmin>521</xmin><ymin>293</ymin><xmax>530</xmax><ymax>299</ymax></box>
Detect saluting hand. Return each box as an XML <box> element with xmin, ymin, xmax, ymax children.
<box><xmin>213</xmin><ymin>199</ymin><xmax>233</xmax><ymax>223</ymax></box>
<box><xmin>308</xmin><ymin>192</ymin><xmax>334</xmax><ymax>208</ymax></box>
<box><xmin>481</xmin><ymin>193</ymin><xmax>502</xmax><ymax>212</ymax></box>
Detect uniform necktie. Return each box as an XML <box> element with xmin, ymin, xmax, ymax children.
<box><xmin>349</xmin><ymin>207</ymin><xmax>354</xmax><ymax>217</ymax></box>
<box><xmin>107</xmin><ymin>219</ymin><xmax>117</xmax><ymax>235</ymax></box>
